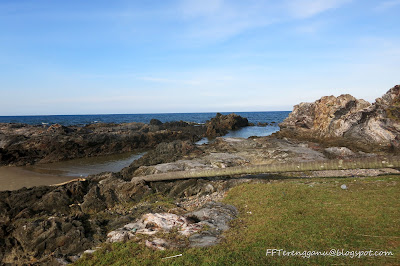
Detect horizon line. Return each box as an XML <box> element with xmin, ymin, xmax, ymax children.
<box><xmin>0</xmin><ymin>110</ymin><xmax>292</xmax><ymax>117</ymax></box>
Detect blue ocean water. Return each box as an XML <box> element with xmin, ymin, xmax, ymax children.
<box><xmin>0</xmin><ymin>111</ymin><xmax>290</xmax><ymax>126</ymax></box>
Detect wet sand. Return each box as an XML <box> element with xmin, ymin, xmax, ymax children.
<box><xmin>0</xmin><ymin>152</ymin><xmax>143</xmax><ymax>191</ymax></box>
<box><xmin>0</xmin><ymin>166</ymin><xmax>74</xmax><ymax>191</ymax></box>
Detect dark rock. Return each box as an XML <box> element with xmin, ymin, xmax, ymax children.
<box><xmin>47</xmin><ymin>124</ymin><xmax>74</xmax><ymax>134</ymax></box>
<box><xmin>80</xmin><ymin>186</ymin><xmax>108</xmax><ymax>213</ymax></box>
<box><xmin>163</xmin><ymin>120</ymin><xmax>189</xmax><ymax>128</ymax></box>
<box><xmin>0</xmin><ymin>174</ymin><xmax>153</xmax><ymax>264</ymax></box>
<box><xmin>8</xmin><ymin>215</ymin><xmax>95</xmax><ymax>264</ymax></box>
<box><xmin>149</xmin><ymin>119</ymin><xmax>163</xmax><ymax>126</ymax></box>
<box><xmin>205</xmin><ymin>113</ymin><xmax>249</xmax><ymax>137</ymax></box>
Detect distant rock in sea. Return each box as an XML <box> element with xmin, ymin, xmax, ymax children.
<box><xmin>205</xmin><ymin>113</ymin><xmax>249</xmax><ymax>137</ymax></box>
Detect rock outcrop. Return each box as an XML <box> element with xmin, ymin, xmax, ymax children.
<box><xmin>0</xmin><ymin>121</ymin><xmax>206</xmax><ymax>166</ymax></box>
<box><xmin>278</xmin><ymin>85</ymin><xmax>400</xmax><ymax>153</ymax></box>
<box><xmin>205</xmin><ymin>113</ymin><xmax>249</xmax><ymax>137</ymax></box>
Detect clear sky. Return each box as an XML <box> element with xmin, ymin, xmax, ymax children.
<box><xmin>1</xmin><ymin>0</ymin><xmax>399</xmax><ymax>115</ymax></box>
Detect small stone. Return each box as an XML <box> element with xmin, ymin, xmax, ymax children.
<box><xmin>84</xmin><ymin>249</ymin><xmax>97</xmax><ymax>254</ymax></box>
<box><xmin>340</xmin><ymin>184</ymin><xmax>347</xmax><ymax>190</ymax></box>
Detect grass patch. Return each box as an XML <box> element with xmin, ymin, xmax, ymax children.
<box><xmin>75</xmin><ymin>175</ymin><xmax>400</xmax><ymax>265</ymax></box>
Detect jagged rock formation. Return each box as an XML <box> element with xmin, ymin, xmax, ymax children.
<box><xmin>205</xmin><ymin>113</ymin><xmax>249</xmax><ymax>137</ymax></box>
<box><xmin>278</xmin><ymin>85</ymin><xmax>400</xmax><ymax>153</ymax></box>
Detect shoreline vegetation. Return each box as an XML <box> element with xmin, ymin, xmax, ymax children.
<box><xmin>0</xmin><ymin>85</ymin><xmax>399</xmax><ymax>265</ymax></box>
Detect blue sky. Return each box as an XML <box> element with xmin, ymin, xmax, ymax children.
<box><xmin>1</xmin><ymin>0</ymin><xmax>399</xmax><ymax>115</ymax></box>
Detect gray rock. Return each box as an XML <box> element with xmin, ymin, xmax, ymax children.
<box><xmin>107</xmin><ymin>229</ymin><xmax>135</xmax><ymax>243</ymax></box>
<box><xmin>189</xmin><ymin>234</ymin><xmax>219</xmax><ymax>247</ymax></box>
<box><xmin>324</xmin><ymin>147</ymin><xmax>355</xmax><ymax>158</ymax></box>
<box><xmin>185</xmin><ymin>202</ymin><xmax>238</xmax><ymax>232</ymax></box>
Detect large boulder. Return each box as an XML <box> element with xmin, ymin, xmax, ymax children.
<box><xmin>205</xmin><ymin>113</ymin><xmax>249</xmax><ymax>137</ymax></box>
<box><xmin>278</xmin><ymin>85</ymin><xmax>400</xmax><ymax>153</ymax></box>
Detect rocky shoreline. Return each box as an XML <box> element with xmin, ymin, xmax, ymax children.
<box><xmin>0</xmin><ymin>113</ymin><xmax>249</xmax><ymax>166</ymax></box>
<box><xmin>0</xmin><ymin>86</ymin><xmax>399</xmax><ymax>264</ymax></box>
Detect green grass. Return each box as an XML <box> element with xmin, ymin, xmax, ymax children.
<box><xmin>75</xmin><ymin>175</ymin><xmax>400</xmax><ymax>265</ymax></box>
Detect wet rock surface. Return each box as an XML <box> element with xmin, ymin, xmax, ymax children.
<box><xmin>278</xmin><ymin>85</ymin><xmax>400</xmax><ymax>153</ymax></box>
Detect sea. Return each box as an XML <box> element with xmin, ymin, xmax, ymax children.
<box><xmin>0</xmin><ymin>111</ymin><xmax>290</xmax><ymax>191</ymax></box>
<box><xmin>0</xmin><ymin>111</ymin><xmax>290</xmax><ymax>126</ymax></box>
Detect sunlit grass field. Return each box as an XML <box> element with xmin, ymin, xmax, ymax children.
<box><xmin>76</xmin><ymin>175</ymin><xmax>400</xmax><ymax>265</ymax></box>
